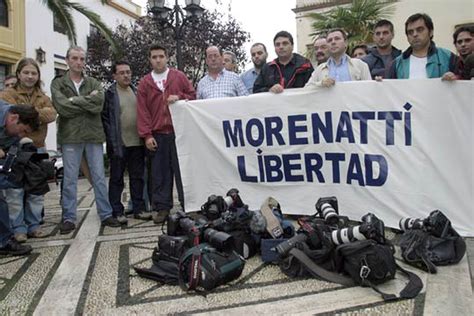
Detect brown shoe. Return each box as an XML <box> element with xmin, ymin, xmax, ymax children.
<box><xmin>14</xmin><ymin>233</ymin><xmax>27</xmax><ymax>243</ymax></box>
<box><xmin>152</xmin><ymin>210</ymin><xmax>170</xmax><ymax>224</ymax></box>
<box><xmin>27</xmin><ymin>230</ymin><xmax>49</xmax><ymax>239</ymax></box>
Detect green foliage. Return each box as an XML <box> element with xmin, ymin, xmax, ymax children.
<box><xmin>41</xmin><ymin>0</ymin><xmax>119</xmax><ymax>55</ymax></box>
<box><xmin>309</xmin><ymin>0</ymin><xmax>395</xmax><ymax>51</ymax></box>
<box><xmin>86</xmin><ymin>10</ymin><xmax>250</xmax><ymax>86</ymax></box>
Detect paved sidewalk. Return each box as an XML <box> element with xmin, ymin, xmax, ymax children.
<box><xmin>0</xmin><ymin>179</ymin><xmax>472</xmax><ymax>315</ymax></box>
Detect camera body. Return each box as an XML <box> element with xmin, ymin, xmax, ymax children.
<box><xmin>399</xmin><ymin>210</ymin><xmax>450</xmax><ymax>238</ymax></box>
<box><xmin>201</xmin><ymin>188</ymin><xmax>246</xmax><ymax>220</ymax></box>
<box><xmin>332</xmin><ymin>212</ymin><xmax>385</xmax><ymax>245</ymax></box>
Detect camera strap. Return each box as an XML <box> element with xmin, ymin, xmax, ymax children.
<box><xmin>289</xmin><ymin>248</ymin><xmax>354</xmax><ymax>286</ymax></box>
<box><xmin>289</xmin><ymin>247</ymin><xmax>423</xmax><ymax>301</ymax></box>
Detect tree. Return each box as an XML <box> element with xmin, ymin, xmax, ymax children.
<box><xmin>41</xmin><ymin>0</ymin><xmax>118</xmax><ymax>54</ymax></box>
<box><xmin>309</xmin><ymin>0</ymin><xmax>395</xmax><ymax>52</ymax></box>
<box><xmin>86</xmin><ymin>10</ymin><xmax>250</xmax><ymax>86</ymax></box>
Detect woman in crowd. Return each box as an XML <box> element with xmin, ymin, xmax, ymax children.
<box><xmin>0</xmin><ymin>57</ymin><xmax>57</xmax><ymax>242</ymax></box>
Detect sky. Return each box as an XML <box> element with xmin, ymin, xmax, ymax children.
<box><xmin>132</xmin><ymin>0</ymin><xmax>297</xmax><ymax>70</ymax></box>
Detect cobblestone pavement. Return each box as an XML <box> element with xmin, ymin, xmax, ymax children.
<box><xmin>0</xmin><ymin>179</ymin><xmax>472</xmax><ymax>315</ymax></box>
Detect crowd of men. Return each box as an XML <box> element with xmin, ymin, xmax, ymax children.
<box><xmin>0</xmin><ymin>12</ymin><xmax>472</xmax><ymax>256</ymax></box>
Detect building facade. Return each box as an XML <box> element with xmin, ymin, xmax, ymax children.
<box><xmin>0</xmin><ymin>0</ymin><xmax>141</xmax><ymax>150</ymax></box>
<box><xmin>294</xmin><ymin>0</ymin><xmax>474</xmax><ymax>57</ymax></box>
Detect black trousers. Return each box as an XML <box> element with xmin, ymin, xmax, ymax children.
<box><xmin>108</xmin><ymin>146</ymin><xmax>146</xmax><ymax>217</ymax></box>
<box><xmin>149</xmin><ymin>133</ymin><xmax>184</xmax><ymax>211</ymax></box>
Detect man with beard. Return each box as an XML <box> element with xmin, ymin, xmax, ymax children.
<box><xmin>313</xmin><ymin>36</ymin><xmax>329</xmax><ymax>65</ymax></box>
<box><xmin>362</xmin><ymin>20</ymin><xmax>401</xmax><ymax>79</ymax></box>
<box><xmin>241</xmin><ymin>43</ymin><xmax>268</xmax><ymax>94</ymax></box>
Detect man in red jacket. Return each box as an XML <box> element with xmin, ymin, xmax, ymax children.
<box><xmin>136</xmin><ymin>44</ymin><xmax>196</xmax><ymax>224</ymax></box>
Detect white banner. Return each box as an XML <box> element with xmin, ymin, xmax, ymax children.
<box><xmin>171</xmin><ymin>80</ymin><xmax>473</xmax><ymax>236</ymax></box>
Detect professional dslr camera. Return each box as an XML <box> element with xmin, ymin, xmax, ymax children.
<box><xmin>399</xmin><ymin>210</ymin><xmax>451</xmax><ymax>237</ymax></box>
<box><xmin>200</xmin><ymin>188</ymin><xmax>245</xmax><ymax>220</ymax></box>
<box><xmin>167</xmin><ymin>210</ymin><xmax>233</xmax><ymax>250</ymax></box>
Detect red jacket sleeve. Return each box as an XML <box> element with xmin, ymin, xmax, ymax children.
<box><xmin>136</xmin><ymin>77</ymin><xmax>153</xmax><ymax>140</ymax></box>
<box><xmin>177</xmin><ymin>73</ymin><xmax>196</xmax><ymax>101</ymax></box>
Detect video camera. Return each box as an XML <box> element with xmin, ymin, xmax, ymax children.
<box><xmin>167</xmin><ymin>210</ymin><xmax>233</xmax><ymax>250</ymax></box>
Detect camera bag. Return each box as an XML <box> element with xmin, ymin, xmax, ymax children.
<box><xmin>156</xmin><ymin>235</ymin><xmax>190</xmax><ymax>263</ymax></box>
<box><xmin>133</xmin><ymin>235</ymin><xmax>190</xmax><ymax>285</ymax></box>
<box><xmin>178</xmin><ymin>243</ymin><xmax>245</xmax><ymax>291</ymax></box>
<box><xmin>228</xmin><ymin>229</ymin><xmax>258</xmax><ymax>259</ymax></box>
<box><xmin>399</xmin><ymin>227</ymin><xmax>466</xmax><ymax>273</ymax></box>
<box><xmin>134</xmin><ymin>258</ymin><xmax>179</xmax><ymax>285</ymax></box>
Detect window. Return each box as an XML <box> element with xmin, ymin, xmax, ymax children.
<box><xmin>53</xmin><ymin>12</ymin><xmax>67</xmax><ymax>35</ymax></box>
<box><xmin>0</xmin><ymin>0</ymin><xmax>8</xmax><ymax>27</ymax></box>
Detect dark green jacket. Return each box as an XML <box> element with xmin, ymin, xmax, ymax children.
<box><xmin>51</xmin><ymin>71</ymin><xmax>105</xmax><ymax>144</ymax></box>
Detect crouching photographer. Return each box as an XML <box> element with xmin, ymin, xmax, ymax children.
<box><xmin>0</xmin><ymin>102</ymin><xmax>41</xmax><ymax>256</ymax></box>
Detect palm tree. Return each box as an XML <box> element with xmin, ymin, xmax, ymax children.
<box><xmin>309</xmin><ymin>0</ymin><xmax>395</xmax><ymax>51</ymax></box>
<box><xmin>41</xmin><ymin>0</ymin><xmax>119</xmax><ymax>54</ymax></box>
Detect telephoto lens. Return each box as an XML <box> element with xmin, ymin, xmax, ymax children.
<box><xmin>315</xmin><ymin>197</ymin><xmax>339</xmax><ymax>225</ymax></box>
<box><xmin>273</xmin><ymin>233</ymin><xmax>308</xmax><ymax>256</ymax></box>
<box><xmin>399</xmin><ymin>217</ymin><xmax>424</xmax><ymax>231</ymax></box>
<box><xmin>331</xmin><ymin>226</ymin><xmax>366</xmax><ymax>245</ymax></box>
<box><xmin>203</xmin><ymin>228</ymin><xmax>233</xmax><ymax>250</ymax></box>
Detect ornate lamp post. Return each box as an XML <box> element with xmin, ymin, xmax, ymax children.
<box><xmin>148</xmin><ymin>0</ymin><xmax>205</xmax><ymax>70</ymax></box>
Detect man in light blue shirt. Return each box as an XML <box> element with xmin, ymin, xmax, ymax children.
<box><xmin>305</xmin><ymin>28</ymin><xmax>371</xmax><ymax>88</ymax></box>
<box><xmin>197</xmin><ymin>46</ymin><xmax>248</xmax><ymax>99</ymax></box>
<box><xmin>240</xmin><ymin>43</ymin><xmax>268</xmax><ymax>94</ymax></box>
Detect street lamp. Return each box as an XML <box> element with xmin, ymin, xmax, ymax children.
<box><xmin>148</xmin><ymin>0</ymin><xmax>205</xmax><ymax>70</ymax></box>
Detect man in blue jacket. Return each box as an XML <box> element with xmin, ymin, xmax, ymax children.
<box><xmin>102</xmin><ymin>60</ymin><xmax>150</xmax><ymax>225</ymax></box>
<box><xmin>388</xmin><ymin>13</ymin><xmax>457</xmax><ymax>79</ymax></box>
<box><xmin>362</xmin><ymin>19</ymin><xmax>401</xmax><ymax>79</ymax></box>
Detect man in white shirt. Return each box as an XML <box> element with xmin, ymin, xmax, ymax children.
<box><xmin>388</xmin><ymin>13</ymin><xmax>457</xmax><ymax>79</ymax></box>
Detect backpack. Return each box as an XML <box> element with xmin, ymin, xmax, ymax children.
<box><xmin>178</xmin><ymin>243</ymin><xmax>245</xmax><ymax>291</ymax></box>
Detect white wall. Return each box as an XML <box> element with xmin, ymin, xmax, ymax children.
<box><xmin>24</xmin><ymin>0</ymin><xmax>140</xmax><ymax>150</ymax></box>
<box><xmin>295</xmin><ymin>0</ymin><xmax>474</xmax><ymax>56</ymax></box>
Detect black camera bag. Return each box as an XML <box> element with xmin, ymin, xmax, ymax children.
<box><xmin>156</xmin><ymin>235</ymin><xmax>190</xmax><ymax>263</ymax></box>
<box><xmin>399</xmin><ymin>228</ymin><xmax>466</xmax><ymax>273</ymax></box>
<box><xmin>335</xmin><ymin>240</ymin><xmax>396</xmax><ymax>285</ymax></box>
<box><xmin>134</xmin><ymin>258</ymin><xmax>179</xmax><ymax>285</ymax></box>
<box><xmin>178</xmin><ymin>243</ymin><xmax>245</xmax><ymax>291</ymax></box>
<box><xmin>228</xmin><ymin>229</ymin><xmax>258</xmax><ymax>259</ymax></box>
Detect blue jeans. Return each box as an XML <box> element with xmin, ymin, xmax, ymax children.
<box><xmin>5</xmin><ymin>188</ymin><xmax>43</xmax><ymax>234</ymax></box>
<box><xmin>61</xmin><ymin>143</ymin><xmax>113</xmax><ymax>223</ymax></box>
<box><xmin>0</xmin><ymin>174</ymin><xmax>14</xmax><ymax>247</ymax></box>
<box><xmin>5</xmin><ymin>146</ymin><xmax>46</xmax><ymax>234</ymax></box>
